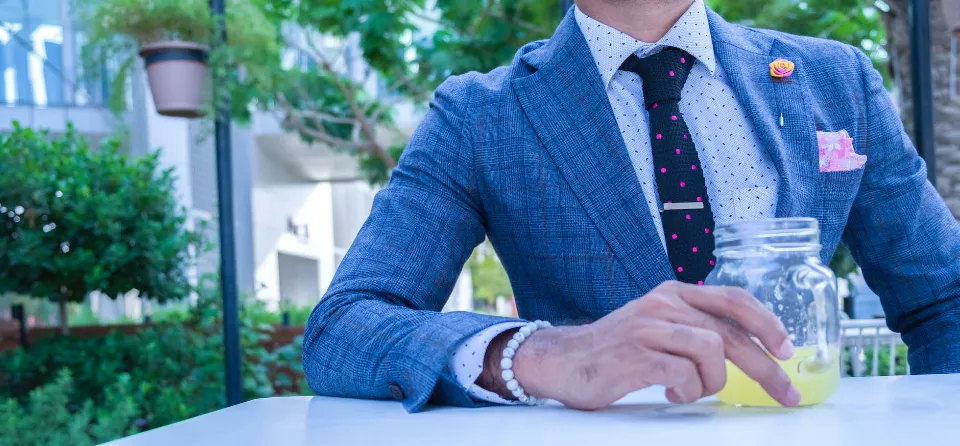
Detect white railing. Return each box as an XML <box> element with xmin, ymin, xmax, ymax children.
<box><xmin>840</xmin><ymin>319</ymin><xmax>908</xmax><ymax>377</ymax></box>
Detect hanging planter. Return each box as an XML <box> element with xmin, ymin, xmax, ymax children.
<box><xmin>944</xmin><ymin>0</ymin><xmax>960</xmax><ymax>36</ymax></box>
<box><xmin>77</xmin><ymin>0</ymin><xmax>279</xmax><ymax>121</ymax></box>
<box><xmin>139</xmin><ymin>41</ymin><xmax>210</xmax><ymax>118</ymax></box>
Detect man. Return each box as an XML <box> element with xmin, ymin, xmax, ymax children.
<box><xmin>302</xmin><ymin>0</ymin><xmax>960</xmax><ymax>412</ymax></box>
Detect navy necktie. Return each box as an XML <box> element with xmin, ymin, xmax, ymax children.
<box><xmin>619</xmin><ymin>48</ymin><xmax>716</xmax><ymax>285</ymax></box>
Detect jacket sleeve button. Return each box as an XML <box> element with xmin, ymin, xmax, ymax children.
<box><xmin>388</xmin><ymin>383</ymin><xmax>405</xmax><ymax>401</ymax></box>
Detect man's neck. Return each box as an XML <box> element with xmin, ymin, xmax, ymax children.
<box><xmin>574</xmin><ymin>0</ymin><xmax>695</xmax><ymax>43</ymax></box>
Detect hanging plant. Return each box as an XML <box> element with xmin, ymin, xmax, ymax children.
<box><xmin>74</xmin><ymin>0</ymin><xmax>280</xmax><ymax>119</ymax></box>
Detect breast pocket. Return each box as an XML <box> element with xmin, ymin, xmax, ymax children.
<box><xmin>818</xmin><ymin>167</ymin><xmax>865</xmax><ymax>230</ymax></box>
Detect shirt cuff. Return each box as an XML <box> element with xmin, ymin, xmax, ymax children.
<box><xmin>449</xmin><ymin>321</ymin><xmax>527</xmax><ymax>405</ymax></box>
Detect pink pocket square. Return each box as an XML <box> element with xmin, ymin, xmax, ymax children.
<box><xmin>817</xmin><ymin>130</ymin><xmax>866</xmax><ymax>172</ymax></box>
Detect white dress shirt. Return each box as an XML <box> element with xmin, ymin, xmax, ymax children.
<box><xmin>449</xmin><ymin>0</ymin><xmax>778</xmax><ymax>404</ymax></box>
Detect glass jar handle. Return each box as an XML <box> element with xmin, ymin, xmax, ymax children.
<box><xmin>780</xmin><ymin>263</ymin><xmax>838</xmax><ymax>374</ymax></box>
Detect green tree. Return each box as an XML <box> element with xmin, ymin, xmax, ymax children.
<box><xmin>467</xmin><ymin>241</ymin><xmax>514</xmax><ymax>305</ymax></box>
<box><xmin>259</xmin><ymin>0</ymin><xmax>882</xmax><ymax>279</ymax></box>
<box><xmin>258</xmin><ymin>0</ymin><xmax>890</xmax><ymax>184</ymax></box>
<box><xmin>0</xmin><ymin>124</ymin><xmax>202</xmax><ymax>332</ymax></box>
<box><xmin>77</xmin><ymin>0</ymin><xmax>559</xmax><ymax>184</ymax></box>
<box><xmin>82</xmin><ymin>0</ymin><xmax>890</xmax><ymax>185</ymax></box>
<box><xmin>219</xmin><ymin>0</ymin><xmax>557</xmax><ymax>184</ymax></box>
<box><xmin>708</xmin><ymin>0</ymin><xmax>888</xmax><ymax>74</ymax></box>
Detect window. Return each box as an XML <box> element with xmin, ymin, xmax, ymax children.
<box><xmin>0</xmin><ymin>0</ymin><xmax>65</xmax><ymax>106</ymax></box>
<box><xmin>0</xmin><ymin>0</ymin><xmax>115</xmax><ymax>107</ymax></box>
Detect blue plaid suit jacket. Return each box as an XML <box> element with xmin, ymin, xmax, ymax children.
<box><xmin>303</xmin><ymin>9</ymin><xmax>960</xmax><ymax>412</ymax></box>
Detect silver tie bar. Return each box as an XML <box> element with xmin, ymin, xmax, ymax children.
<box><xmin>661</xmin><ymin>202</ymin><xmax>705</xmax><ymax>212</ymax></box>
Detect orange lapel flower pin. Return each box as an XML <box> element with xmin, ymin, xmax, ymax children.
<box><xmin>770</xmin><ymin>58</ymin><xmax>795</xmax><ymax>78</ymax></box>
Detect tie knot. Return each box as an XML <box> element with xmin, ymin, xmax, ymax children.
<box><xmin>619</xmin><ymin>48</ymin><xmax>695</xmax><ymax>108</ymax></box>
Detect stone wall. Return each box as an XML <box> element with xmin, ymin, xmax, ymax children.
<box><xmin>939</xmin><ymin>126</ymin><xmax>960</xmax><ymax>218</ymax></box>
<box><xmin>885</xmin><ymin>0</ymin><xmax>960</xmax><ymax>219</ymax></box>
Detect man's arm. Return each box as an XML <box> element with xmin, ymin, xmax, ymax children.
<box><xmin>301</xmin><ymin>75</ymin><xmax>523</xmax><ymax>412</ymax></box>
<box><xmin>843</xmin><ymin>49</ymin><xmax>960</xmax><ymax>373</ymax></box>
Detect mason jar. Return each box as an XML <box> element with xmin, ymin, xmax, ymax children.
<box><xmin>704</xmin><ymin>217</ymin><xmax>841</xmax><ymax>407</ymax></box>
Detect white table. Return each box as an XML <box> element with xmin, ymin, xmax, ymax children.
<box><xmin>107</xmin><ymin>375</ymin><xmax>960</xmax><ymax>446</ymax></box>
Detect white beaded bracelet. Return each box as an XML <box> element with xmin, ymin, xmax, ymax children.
<box><xmin>500</xmin><ymin>320</ymin><xmax>551</xmax><ymax>406</ymax></box>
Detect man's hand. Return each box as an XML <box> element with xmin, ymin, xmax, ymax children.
<box><xmin>479</xmin><ymin>281</ymin><xmax>800</xmax><ymax>409</ymax></box>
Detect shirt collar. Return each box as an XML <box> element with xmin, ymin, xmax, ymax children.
<box><xmin>574</xmin><ymin>0</ymin><xmax>717</xmax><ymax>88</ymax></box>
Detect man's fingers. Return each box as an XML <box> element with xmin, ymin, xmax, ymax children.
<box><xmin>632</xmin><ymin>350</ymin><xmax>703</xmax><ymax>404</ymax></box>
<box><xmin>634</xmin><ymin>321</ymin><xmax>726</xmax><ymax>397</ymax></box>
<box><xmin>669</xmin><ymin>282</ymin><xmax>794</xmax><ymax>360</ymax></box>
<box><xmin>719</xmin><ymin>322</ymin><xmax>801</xmax><ymax>407</ymax></box>
<box><xmin>665</xmin><ymin>387</ymin><xmax>685</xmax><ymax>404</ymax></box>
<box><xmin>640</xmin><ymin>284</ymin><xmax>799</xmax><ymax>407</ymax></box>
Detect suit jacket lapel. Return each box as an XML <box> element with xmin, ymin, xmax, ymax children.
<box><xmin>512</xmin><ymin>11</ymin><xmax>674</xmax><ymax>295</ymax></box>
<box><xmin>709</xmin><ymin>10</ymin><xmax>819</xmax><ymax>218</ymax></box>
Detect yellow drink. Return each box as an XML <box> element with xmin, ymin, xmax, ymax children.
<box><xmin>716</xmin><ymin>345</ymin><xmax>839</xmax><ymax>407</ymax></box>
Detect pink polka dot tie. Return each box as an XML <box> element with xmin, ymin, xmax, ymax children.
<box><xmin>620</xmin><ymin>48</ymin><xmax>716</xmax><ymax>285</ymax></box>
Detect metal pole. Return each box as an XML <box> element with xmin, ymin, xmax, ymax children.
<box><xmin>210</xmin><ymin>0</ymin><xmax>243</xmax><ymax>407</ymax></box>
<box><xmin>909</xmin><ymin>0</ymin><xmax>937</xmax><ymax>184</ymax></box>
<box><xmin>11</xmin><ymin>304</ymin><xmax>28</xmax><ymax>348</ymax></box>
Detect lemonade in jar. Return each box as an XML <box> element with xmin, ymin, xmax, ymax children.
<box><xmin>705</xmin><ymin>218</ymin><xmax>841</xmax><ymax>407</ymax></box>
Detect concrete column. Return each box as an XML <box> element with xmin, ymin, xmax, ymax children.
<box><xmin>316</xmin><ymin>182</ymin><xmax>337</xmax><ymax>293</ymax></box>
<box><xmin>230</xmin><ymin>124</ymin><xmax>257</xmax><ymax>295</ymax></box>
<box><xmin>131</xmin><ymin>62</ymin><xmax>256</xmax><ymax>298</ymax></box>
<box><xmin>130</xmin><ymin>64</ymin><xmax>194</xmax><ymax>312</ymax></box>
<box><xmin>255</xmin><ymin>251</ymin><xmax>281</xmax><ymax>305</ymax></box>
<box><xmin>131</xmin><ymin>65</ymin><xmax>193</xmax><ymax>209</ymax></box>
<box><xmin>443</xmin><ymin>269</ymin><xmax>475</xmax><ymax>313</ymax></box>
<box><xmin>59</xmin><ymin>0</ymin><xmax>75</xmax><ymax>104</ymax></box>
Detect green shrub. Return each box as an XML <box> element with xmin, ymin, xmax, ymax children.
<box><xmin>0</xmin><ymin>370</ymin><xmax>138</xmax><ymax>446</ymax></box>
<box><xmin>842</xmin><ymin>344</ymin><xmax>910</xmax><ymax>377</ymax></box>
<box><xmin>0</xmin><ymin>275</ymin><xmax>308</xmax><ymax>443</ymax></box>
<box><xmin>245</xmin><ymin>300</ymin><xmax>314</xmax><ymax>327</ymax></box>
<box><xmin>152</xmin><ymin>298</ymin><xmax>313</xmax><ymax>327</ymax></box>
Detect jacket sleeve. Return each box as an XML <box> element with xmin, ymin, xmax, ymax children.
<box><xmin>302</xmin><ymin>74</ymin><xmax>522</xmax><ymax>412</ymax></box>
<box><xmin>842</xmin><ymin>48</ymin><xmax>960</xmax><ymax>373</ymax></box>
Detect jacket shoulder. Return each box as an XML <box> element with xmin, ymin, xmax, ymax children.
<box><xmin>432</xmin><ymin>39</ymin><xmax>547</xmax><ymax>110</ymax></box>
<box><xmin>746</xmin><ymin>26</ymin><xmax>863</xmax><ymax>64</ymax></box>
